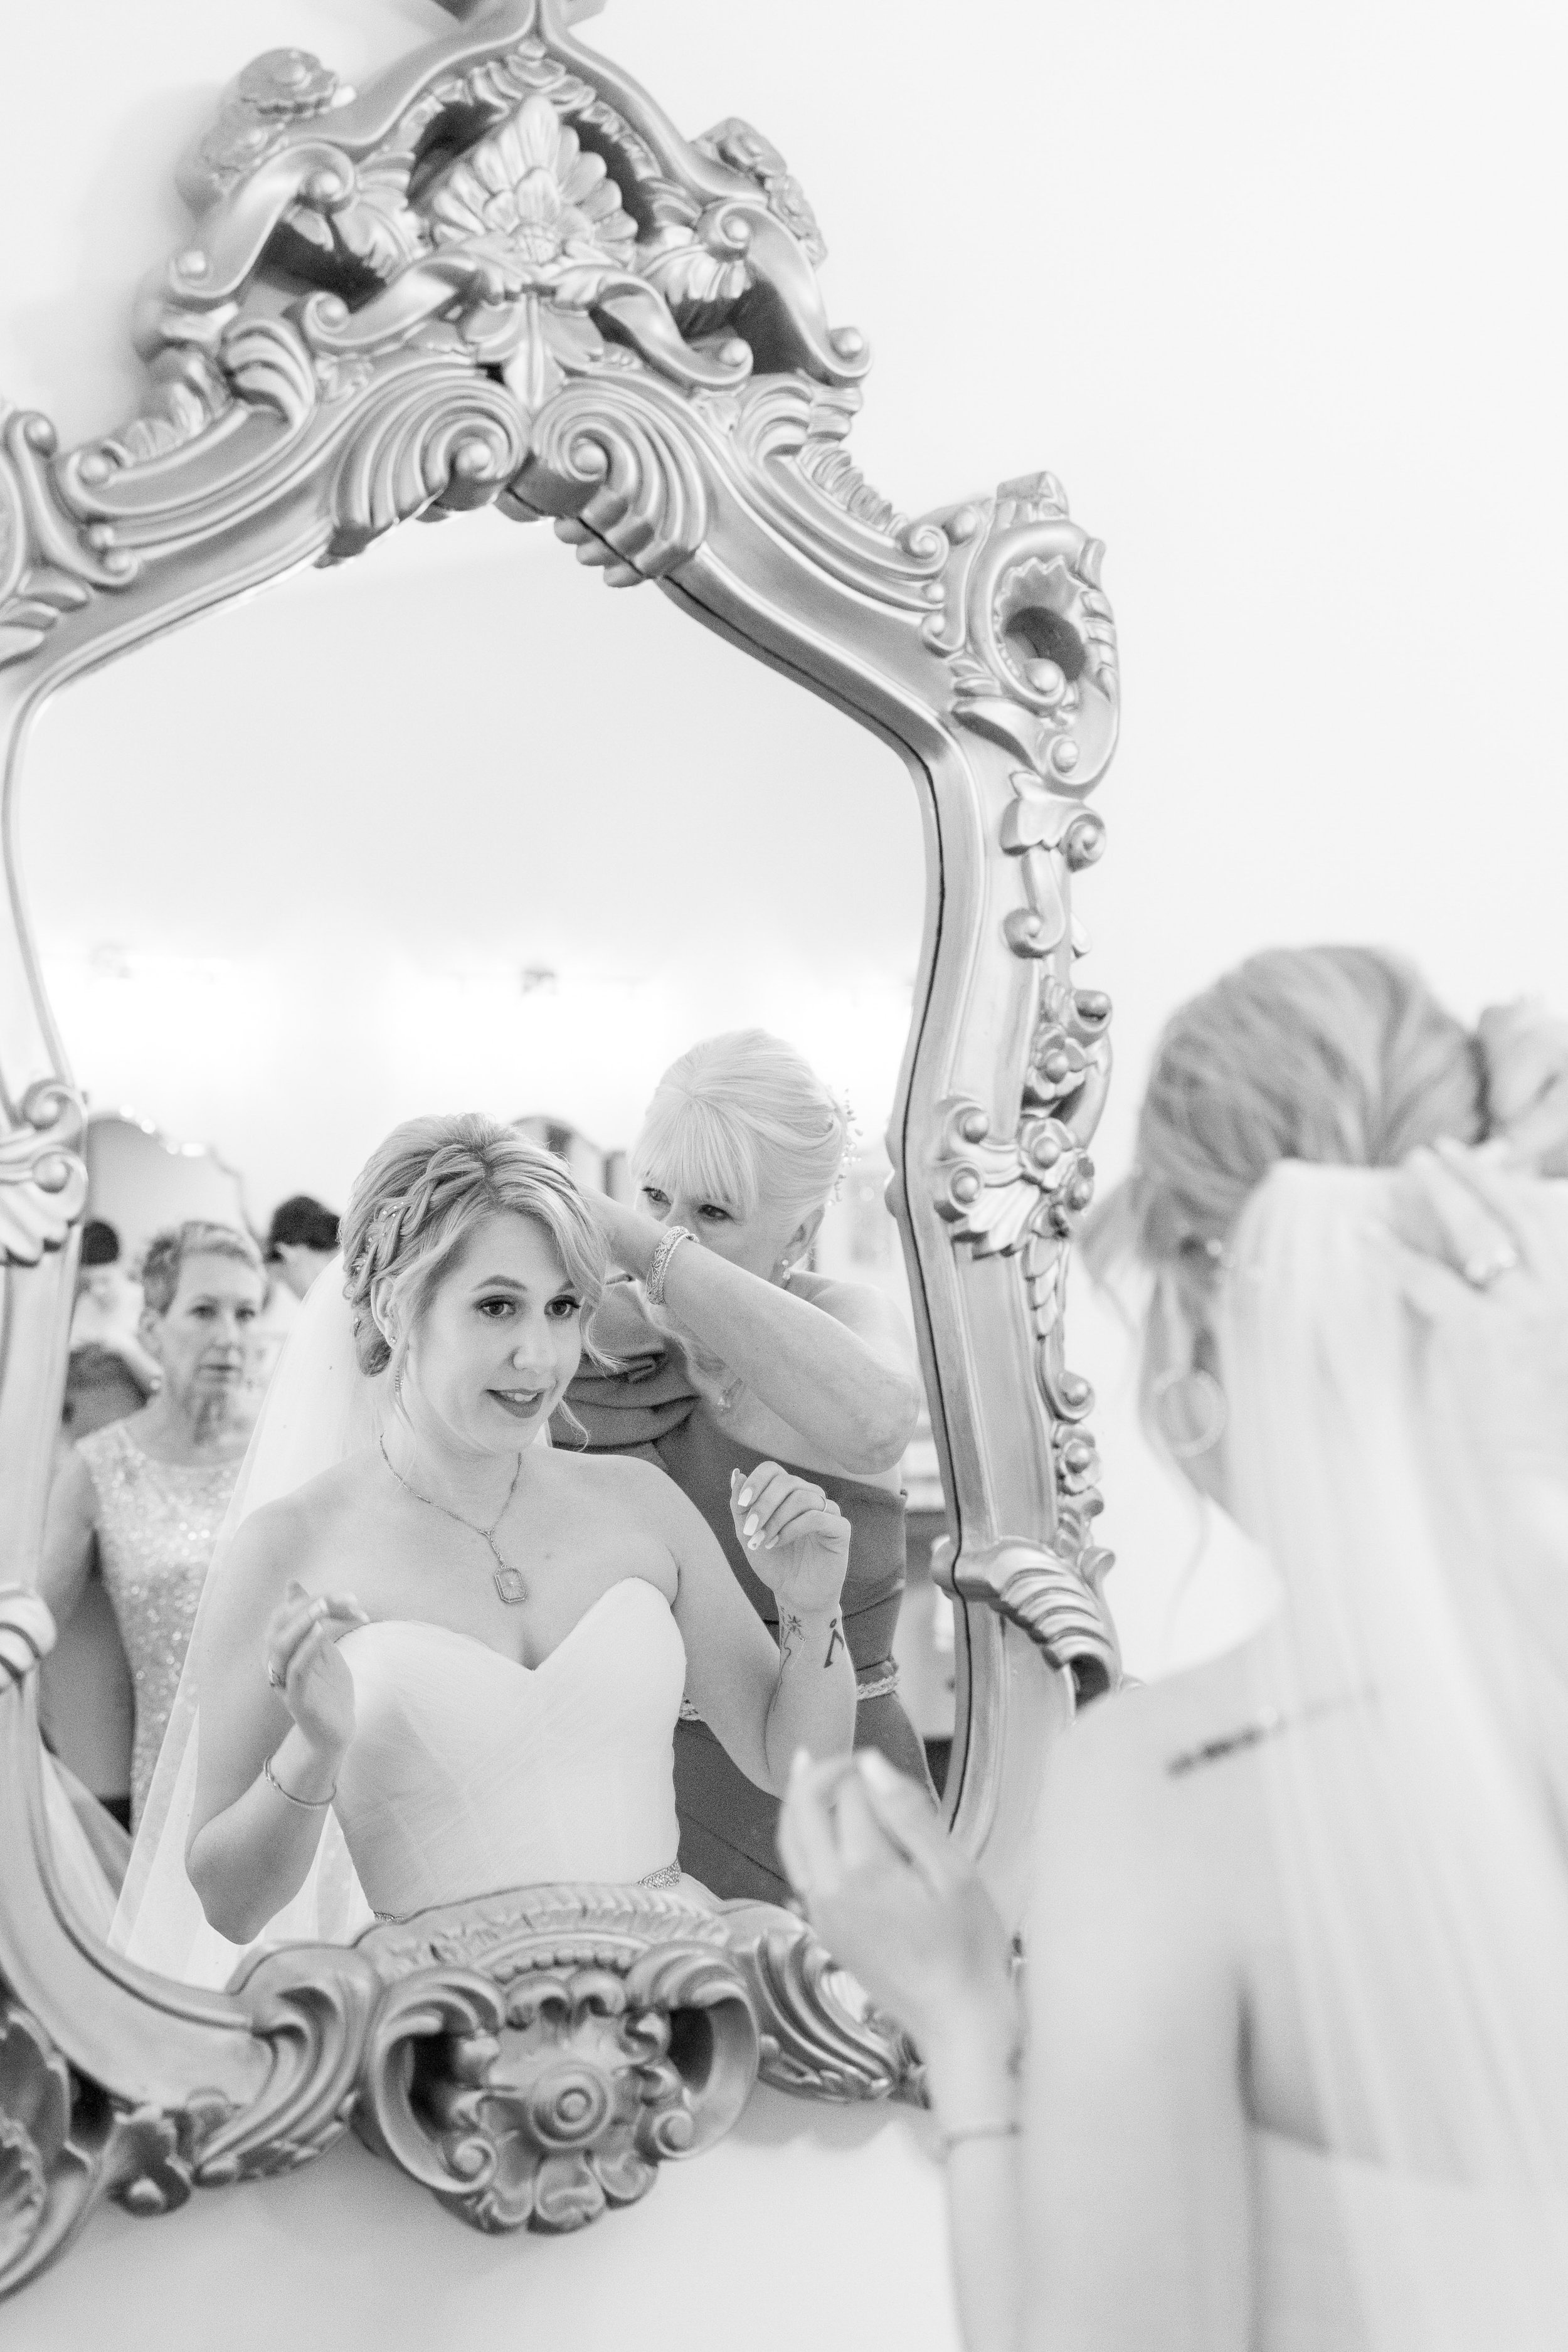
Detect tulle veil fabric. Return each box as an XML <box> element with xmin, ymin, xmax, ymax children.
<box><xmin>1217</xmin><ymin>1164</ymin><xmax>1568</xmax><ymax>2343</ymax></box>
<box><xmin>109</xmin><ymin>1264</ymin><xmax>383</xmax><ymax>1985</ymax></box>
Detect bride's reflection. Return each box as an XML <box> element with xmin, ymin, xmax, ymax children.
<box><xmin>115</xmin><ymin>1113</ymin><xmax>858</xmax><ymax>1983</ymax></box>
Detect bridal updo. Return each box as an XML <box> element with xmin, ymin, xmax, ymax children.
<box><xmin>632</xmin><ymin>1030</ymin><xmax>852</xmax><ymax>1224</ymax></box>
<box><xmin>342</xmin><ymin>1113</ymin><xmax>607</xmax><ymax>1384</ymax></box>
<box><xmin>1083</xmin><ymin>946</ymin><xmax>1485</xmax><ymax>1404</ymax></box>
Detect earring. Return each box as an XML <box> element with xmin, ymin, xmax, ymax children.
<box><xmin>1151</xmin><ymin>1367</ymin><xmax>1227</xmax><ymax>1458</ymax></box>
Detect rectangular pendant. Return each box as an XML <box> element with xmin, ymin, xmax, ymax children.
<box><xmin>493</xmin><ymin>1565</ymin><xmax>528</xmax><ymax>1606</ymax></box>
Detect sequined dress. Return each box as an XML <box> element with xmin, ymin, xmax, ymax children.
<box><xmin>75</xmin><ymin>1421</ymin><xmax>240</xmax><ymax>1828</ymax></box>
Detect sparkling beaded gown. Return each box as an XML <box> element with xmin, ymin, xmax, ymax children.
<box><xmin>75</xmin><ymin>1421</ymin><xmax>240</xmax><ymax>1828</ymax></box>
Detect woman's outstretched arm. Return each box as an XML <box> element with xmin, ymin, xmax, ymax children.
<box><xmin>592</xmin><ymin>1199</ymin><xmax>922</xmax><ymax>1472</ymax></box>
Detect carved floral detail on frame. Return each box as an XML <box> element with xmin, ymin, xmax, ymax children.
<box><xmin>0</xmin><ymin>0</ymin><xmax>1123</xmax><ymax>2296</ymax></box>
<box><xmin>0</xmin><ymin>1083</ymin><xmax>88</xmax><ymax>1269</ymax></box>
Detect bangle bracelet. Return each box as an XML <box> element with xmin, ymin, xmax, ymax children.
<box><xmin>645</xmin><ymin>1224</ymin><xmax>695</xmax><ymax>1308</ymax></box>
<box><xmin>263</xmin><ymin>1752</ymin><xmax>335</xmax><ymax>1809</ymax></box>
<box><xmin>939</xmin><ymin>2121</ymin><xmax>1022</xmax><ymax>2159</ymax></box>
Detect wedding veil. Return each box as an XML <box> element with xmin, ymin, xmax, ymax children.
<box><xmin>109</xmin><ymin>1263</ymin><xmax>384</xmax><ymax>1985</ymax></box>
<box><xmin>1217</xmin><ymin>1162</ymin><xmax>1568</xmax><ymax>2340</ymax></box>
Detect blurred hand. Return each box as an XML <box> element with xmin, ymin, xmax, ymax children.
<box><xmin>729</xmin><ymin>1463</ymin><xmax>850</xmax><ymax>1618</ymax></box>
<box><xmin>262</xmin><ymin>1579</ymin><xmax>368</xmax><ymax>1761</ymax></box>
<box><xmin>779</xmin><ymin>1749</ymin><xmax>1016</xmax><ymax>2069</ymax></box>
<box><xmin>1388</xmin><ymin>1142</ymin><xmax>1568</xmax><ymax>1530</ymax></box>
<box><xmin>1477</xmin><ymin>1000</ymin><xmax>1568</xmax><ymax>1175</ymax></box>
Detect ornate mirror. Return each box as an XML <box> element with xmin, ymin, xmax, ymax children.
<box><xmin>0</xmin><ymin>0</ymin><xmax>1118</xmax><ymax>2292</ymax></box>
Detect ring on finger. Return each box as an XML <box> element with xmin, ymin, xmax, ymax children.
<box><xmin>266</xmin><ymin>1659</ymin><xmax>285</xmax><ymax>1690</ymax></box>
<box><xmin>1462</xmin><ymin>1242</ymin><xmax>1520</xmax><ymax>1290</ymax></box>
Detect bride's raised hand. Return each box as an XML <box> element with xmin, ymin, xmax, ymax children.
<box><xmin>729</xmin><ymin>1463</ymin><xmax>850</xmax><ymax>1618</ymax></box>
<box><xmin>262</xmin><ymin>1579</ymin><xmax>368</xmax><ymax>1761</ymax></box>
<box><xmin>1388</xmin><ymin>1140</ymin><xmax>1568</xmax><ymax>1509</ymax></box>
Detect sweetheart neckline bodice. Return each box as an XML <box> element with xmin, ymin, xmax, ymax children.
<box><xmin>339</xmin><ymin>1571</ymin><xmax>674</xmax><ymax>1677</ymax></box>
<box><xmin>331</xmin><ymin>1574</ymin><xmax>688</xmax><ymax>1915</ymax></box>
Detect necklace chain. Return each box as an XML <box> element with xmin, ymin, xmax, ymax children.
<box><xmin>378</xmin><ymin>1435</ymin><xmax>529</xmax><ymax>1606</ymax></box>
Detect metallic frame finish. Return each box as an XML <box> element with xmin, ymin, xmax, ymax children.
<box><xmin>0</xmin><ymin>0</ymin><xmax>1119</xmax><ymax>2285</ymax></box>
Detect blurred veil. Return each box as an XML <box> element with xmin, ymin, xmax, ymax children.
<box><xmin>109</xmin><ymin>1263</ymin><xmax>383</xmax><ymax>1986</ymax></box>
<box><xmin>1219</xmin><ymin>1163</ymin><xmax>1568</xmax><ymax>2343</ymax></box>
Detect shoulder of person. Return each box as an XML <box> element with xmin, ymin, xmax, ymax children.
<box><xmin>217</xmin><ymin>1457</ymin><xmax>373</xmax><ymax>1586</ymax></box>
<box><xmin>48</xmin><ymin>1441</ymin><xmax>100</xmax><ymax>1515</ymax></box>
<box><xmin>1038</xmin><ymin>1646</ymin><xmax>1269</xmax><ymax>1892</ymax></box>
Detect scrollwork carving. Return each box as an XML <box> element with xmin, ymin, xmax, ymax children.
<box><xmin>0</xmin><ymin>0</ymin><xmax>1126</xmax><ymax>2297</ymax></box>
<box><xmin>354</xmin><ymin>1888</ymin><xmax>758</xmax><ymax>2233</ymax></box>
<box><xmin>719</xmin><ymin>1904</ymin><xmax>923</xmax><ymax>2103</ymax></box>
<box><xmin>0</xmin><ymin>1083</ymin><xmax>88</xmax><ymax>1268</ymax></box>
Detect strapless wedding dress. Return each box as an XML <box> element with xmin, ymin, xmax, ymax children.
<box><xmin>1253</xmin><ymin>2129</ymin><xmax>1568</xmax><ymax>2349</ymax></box>
<box><xmin>334</xmin><ymin>1577</ymin><xmax>696</xmax><ymax>1919</ymax></box>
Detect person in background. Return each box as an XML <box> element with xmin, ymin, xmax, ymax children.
<box><xmin>263</xmin><ymin>1195</ymin><xmax>341</xmax><ymax>1301</ymax></box>
<box><xmin>37</xmin><ymin>1221</ymin><xmax>265</xmax><ymax>1829</ymax></box>
<box><xmin>68</xmin><ymin>1218</ymin><xmax>162</xmax><ymax>1395</ymax></box>
<box><xmin>563</xmin><ymin>1029</ymin><xmax>935</xmax><ymax>1902</ymax></box>
<box><xmin>778</xmin><ymin>953</ymin><xmax>1568</xmax><ymax>2352</ymax></box>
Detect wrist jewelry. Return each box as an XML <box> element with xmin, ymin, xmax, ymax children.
<box><xmin>263</xmin><ymin>1752</ymin><xmax>336</xmax><ymax>1809</ymax></box>
<box><xmin>939</xmin><ymin>2120</ymin><xmax>1022</xmax><ymax>2159</ymax></box>
<box><xmin>645</xmin><ymin>1224</ymin><xmax>696</xmax><ymax>1308</ymax></box>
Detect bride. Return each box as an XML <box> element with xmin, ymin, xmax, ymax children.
<box><xmin>114</xmin><ymin>1113</ymin><xmax>855</xmax><ymax>1978</ymax></box>
<box><xmin>778</xmin><ymin>951</ymin><xmax>1568</xmax><ymax>2349</ymax></box>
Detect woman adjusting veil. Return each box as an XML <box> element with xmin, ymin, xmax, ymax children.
<box><xmin>113</xmin><ymin>1115</ymin><xmax>856</xmax><ymax>1985</ymax></box>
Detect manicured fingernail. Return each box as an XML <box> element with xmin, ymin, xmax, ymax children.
<box><xmin>738</xmin><ymin>1487</ymin><xmax>753</xmax><ymax>1508</ymax></box>
<box><xmin>860</xmin><ymin>1751</ymin><xmax>899</xmax><ymax>1789</ymax></box>
<box><xmin>763</xmin><ymin>1537</ymin><xmax>777</xmax><ymax>1550</ymax></box>
<box><xmin>790</xmin><ymin>1746</ymin><xmax>809</xmax><ymax>1778</ymax></box>
<box><xmin>747</xmin><ymin>1535</ymin><xmax>761</xmax><ymax>1551</ymax></box>
<box><xmin>743</xmin><ymin>1512</ymin><xmax>758</xmax><ymax>1535</ymax></box>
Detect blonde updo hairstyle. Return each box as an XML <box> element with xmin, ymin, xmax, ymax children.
<box><xmin>342</xmin><ymin>1113</ymin><xmax>608</xmax><ymax>1393</ymax></box>
<box><xmin>1082</xmin><ymin>946</ymin><xmax>1486</xmax><ymax>1425</ymax></box>
<box><xmin>631</xmin><ymin>1030</ymin><xmax>852</xmax><ymax>1237</ymax></box>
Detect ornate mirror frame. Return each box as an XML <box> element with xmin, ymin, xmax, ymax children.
<box><xmin>0</xmin><ymin>0</ymin><xmax>1119</xmax><ymax>2289</ymax></box>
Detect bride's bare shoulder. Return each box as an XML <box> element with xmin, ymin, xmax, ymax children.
<box><xmin>1042</xmin><ymin>1644</ymin><xmax>1274</xmax><ymax>1852</ymax></box>
<box><xmin>222</xmin><ymin>1453</ymin><xmax>382</xmax><ymax>1568</ymax></box>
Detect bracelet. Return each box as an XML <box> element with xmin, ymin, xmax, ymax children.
<box><xmin>938</xmin><ymin>2120</ymin><xmax>1022</xmax><ymax>2159</ymax></box>
<box><xmin>263</xmin><ymin>1752</ymin><xmax>336</xmax><ymax>1809</ymax></box>
<box><xmin>645</xmin><ymin>1224</ymin><xmax>695</xmax><ymax>1308</ymax></box>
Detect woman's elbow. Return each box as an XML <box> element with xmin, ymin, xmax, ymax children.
<box><xmin>839</xmin><ymin>1378</ymin><xmax>923</xmax><ymax>1475</ymax></box>
<box><xmin>186</xmin><ymin>1840</ymin><xmax>262</xmax><ymax>1946</ymax></box>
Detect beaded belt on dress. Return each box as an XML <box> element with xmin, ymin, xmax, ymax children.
<box><xmin>372</xmin><ymin>1858</ymin><xmax>682</xmax><ymax>1923</ymax></box>
<box><xmin>678</xmin><ymin>1657</ymin><xmax>899</xmax><ymax>1724</ymax></box>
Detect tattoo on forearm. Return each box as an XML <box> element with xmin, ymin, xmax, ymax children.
<box><xmin>778</xmin><ymin>1611</ymin><xmax>847</xmax><ymax>1670</ymax></box>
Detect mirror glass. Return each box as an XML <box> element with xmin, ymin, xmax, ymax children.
<box><xmin>24</xmin><ymin>516</ymin><xmax>958</xmax><ymax>1981</ymax></box>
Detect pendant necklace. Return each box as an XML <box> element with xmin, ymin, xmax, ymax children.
<box><xmin>379</xmin><ymin>1435</ymin><xmax>529</xmax><ymax>1606</ymax></box>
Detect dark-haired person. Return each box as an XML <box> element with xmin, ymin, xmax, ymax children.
<box><xmin>37</xmin><ymin>1221</ymin><xmax>265</xmax><ymax>1828</ymax></box>
<box><xmin>264</xmin><ymin>1194</ymin><xmax>341</xmax><ymax>1301</ymax></box>
<box><xmin>68</xmin><ymin>1217</ymin><xmax>162</xmax><ymax>1395</ymax></box>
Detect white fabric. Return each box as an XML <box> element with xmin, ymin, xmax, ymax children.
<box><xmin>334</xmin><ymin>1582</ymin><xmax>683</xmax><ymax>1915</ymax></box>
<box><xmin>1253</xmin><ymin>2130</ymin><xmax>1568</xmax><ymax>2352</ymax></box>
<box><xmin>110</xmin><ymin>1264</ymin><xmax>387</xmax><ymax>1983</ymax></box>
<box><xmin>1217</xmin><ymin>1164</ymin><xmax>1568</xmax><ymax>2344</ymax></box>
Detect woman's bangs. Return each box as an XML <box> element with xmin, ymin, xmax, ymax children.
<box><xmin>633</xmin><ymin>1095</ymin><xmax>758</xmax><ymax>1217</ymax></box>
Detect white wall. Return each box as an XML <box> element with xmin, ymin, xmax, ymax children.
<box><xmin>4</xmin><ymin>0</ymin><xmax>1564</xmax><ymax>1666</ymax></box>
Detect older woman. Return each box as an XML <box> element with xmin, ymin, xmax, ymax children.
<box><xmin>564</xmin><ymin>1029</ymin><xmax>935</xmax><ymax>1901</ymax></box>
<box><xmin>38</xmin><ymin>1220</ymin><xmax>265</xmax><ymax>1828</ymax></box>
<box><xmin>778</xmin><ymin>951</ymin><xmax>1568</xmax><ymax>2352</ymax></box>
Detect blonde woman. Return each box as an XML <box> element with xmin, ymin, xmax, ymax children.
<box><xmin>133</xmin><ymin>1115</ymin><xmax>857</xmax><ymax>1956</ymax></box>
<box><xmin>565</xmin><ymin>1029</ymin><xmax>935</xmax><ymax>1902</ymax></box>
<box><xmin>779</xmin><ymin>953</ymin><xmax>1568</xmax><ymax>2351</ymax></box>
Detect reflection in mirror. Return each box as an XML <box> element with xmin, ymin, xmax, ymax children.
<box><xmin>23</xmin><ymin>521</ymin><xmax>954</xmax><ymax>1983</ymax></box>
